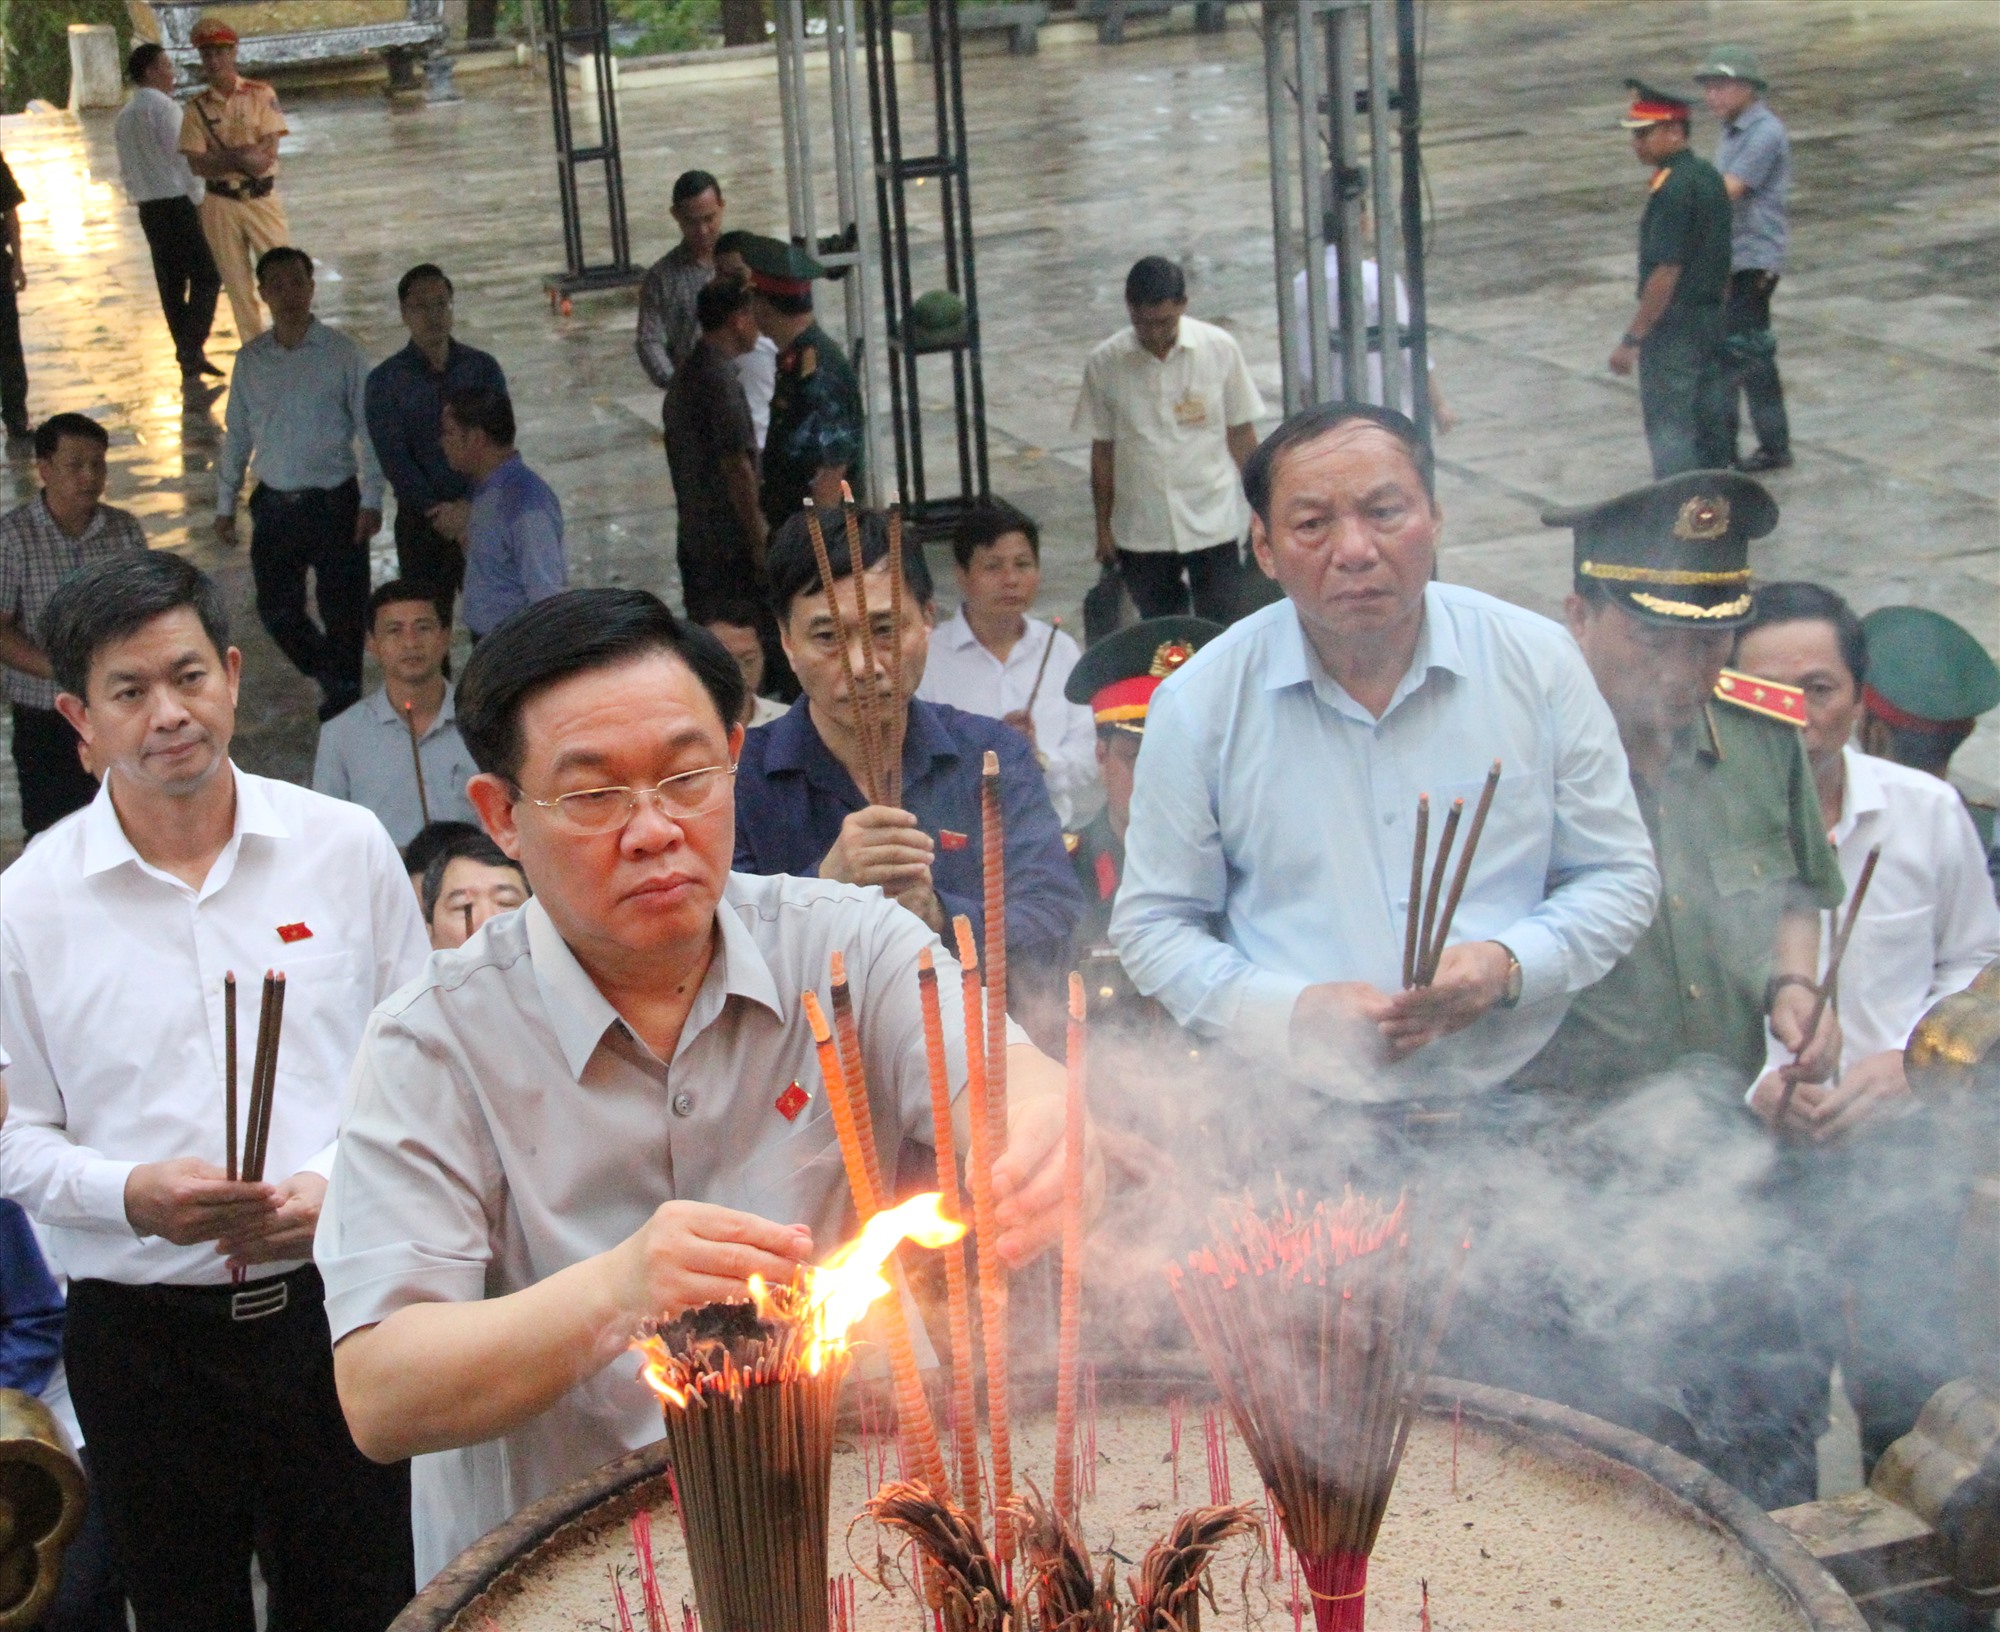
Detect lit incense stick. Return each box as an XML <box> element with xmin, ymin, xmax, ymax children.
<box><xmin>402</xmin><ymin>699</ymin><xmax>432</xmax><ymax>828</ymax></box>
<box><xmin>1052</xmin><ymin>971</ymin><xmax>1087</xmax><ymax>1522</ymax></box>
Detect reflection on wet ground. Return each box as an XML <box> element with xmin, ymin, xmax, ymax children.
<box><xmin>1</xmin><ymin>0</ymin><xmax>1993</xmax><ymax>857</ymax></box>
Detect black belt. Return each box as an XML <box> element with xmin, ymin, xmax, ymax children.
<box><xmin>252</xmin><ymin>477</ymin><xmax>358</xmax><ymax>506</ymax></box>
<box><xmin>96</xmin><ymin>1263</ymin><xmax>316</xmax><ymax>1324</ymax></box>
<box><xmin>208</xmin><ymin>177</ymin><xmax>276</xmax><ymax>202</ymax></box>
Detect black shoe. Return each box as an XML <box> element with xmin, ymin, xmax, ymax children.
<box><xmin>1737</xmin><ymin>448</ymin><xmax>1793</xmax><ymax>473</ymax></box>
<box><xmin>195</xmin><ymin>355</ymin><xmax>225</xmax><ymax>378</ymax></box>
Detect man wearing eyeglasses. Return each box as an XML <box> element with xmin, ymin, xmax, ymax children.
<box><xmin>317</xmin><ymin>588</ymin><xmax>1097</xmax><ymax>1584</ymax></box>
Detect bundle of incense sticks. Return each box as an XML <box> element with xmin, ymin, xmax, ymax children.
<box><xmin>1167</xmin><ymin>1191</ymin><xmax>1466</xmax><ymax>1632</ymax></box>
<box><xmin>637</xmin><ymin>1295</ymin><xmax>847</xmax><ymax>1632</ymax></box>
<box><xmin>953</xmin><ymin>914</ymin><xmax>1016</xmax><ymax>1563</ymax></box>
<box><xmin>1773</xmin><ymin>841</ymin><xmax>1882</xmax><ymax>1126</ymax></box>
<box><xmin>803</xmin><ymin>504</ymin><xmax>908</xmax><ymax>809</ymax></box>
<box><xmin>1401</xmin><ymin>762</ymin><xmax>1501</xmax><ymax>989</ymax></box>
<box><xmin>802</xmin><ymin>980</ymin><xmax>949</xmax><ymax>1498</ymax></box>
<box><xmin>224</xmin><ymin>970</ymin><xmax>286</xmax><ymax>1186</ymax></box>
<box><xmin>1051</xmin><ymin>972</ymin><xmax>1087</xmax><ymax>1523</ymax></box>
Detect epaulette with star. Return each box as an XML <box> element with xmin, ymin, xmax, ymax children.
<box><xmin>1713</xmin><ymin>668</ymin><xmax>1807</xmax><ymax>726</ymax></box>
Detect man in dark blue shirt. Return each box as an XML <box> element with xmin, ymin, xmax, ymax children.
<box><xmin>734</xmin><ymin>506</ymin><xmax>1083</xmax><ymax>980</ymax></box>
<box><xmin>365</xmin><ymin>263</ymin><xmax>507</xmax><ymax>610</ymax></box>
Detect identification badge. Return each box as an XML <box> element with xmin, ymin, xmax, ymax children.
<box><xmin>276</xmin><ymin>922</ymin><xmax>313</xmax><ymax>943</ymax></box>
<box><xmin>1172</xmin><ymin>391</ymin><xmax>1210</xmax><ymax>430</ymax></box>
<box><xmin>939</xmin><ymin>830</ymin><xmax>969</xmax><ymax>852</ymax></box>
<box><xmin>775</xmin><ymin>1082</ymin><xmax>810</xmax><ymax>1121</ymax></box>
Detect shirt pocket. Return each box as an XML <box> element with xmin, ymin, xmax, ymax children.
<box><xmin>1708</xmin><ymin>837</ymin><xmax>1795</xmax><ymax>898</ymax></box>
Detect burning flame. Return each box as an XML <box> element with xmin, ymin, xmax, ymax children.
<box><xmin>635</xmin><ymin>1192</ymin><xmax>966</xmax><ymax>1406</ymax></box>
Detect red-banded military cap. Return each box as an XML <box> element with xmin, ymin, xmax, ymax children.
<box><xmin>1619</xmin><ymin>78</ymin><xmax>1690</xmax><ymax>128</ymax></box>
<box><xmin>738</xmin><ymin>234</ymin><xmax>827</xmax><ymax>300</ymax></box>
<box><xmin>1064</xmin><ymin>615</ymin><xmax>1223</xmax><ymax>734</ymax></box>
<box><xmin>190</xmin><ymin>18</ymin><xmax>241</xmax><ymax>46</ymax></box>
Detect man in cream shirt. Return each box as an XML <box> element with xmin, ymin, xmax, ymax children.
<box><xmin>1075</xmin><ymin>255</ymin><xmax>1264</xmax><ymax>622</ymax></box>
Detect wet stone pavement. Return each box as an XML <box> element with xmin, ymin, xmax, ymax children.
<box><xmin>1</xmin><ymin>0</ymin><xmax>1994</xmax><ymax>862</ymax></box>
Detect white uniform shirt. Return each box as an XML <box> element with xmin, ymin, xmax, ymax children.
<box><xmin>0</xmin><ymin>769</ymin><xmax>429</xmax><ymax>1287</ymax></box>
<box><xmin>316</xmin><ymin>876</ymin><xmax>1026</xmax><ymax>1583</ymax></box>
<box><xmin>113</xmin><ymin>86</ymin><xmax>203</xmax><ymax>206</ymax></box>
<box><xmin>736</xmin><ymin>333</ymin><xmax>778</xmax><ymax>450</ymax></box>
<box><xmin>1072</xmin><ymin>317</ymin><xmax>1265</xmax><ymax>555</ymax></box>
<box><xmin>1763</xmin><ymin>746</ymin><xmax>2000</xmax><ymax>1075</ymax></box>
<box><xmin>917</xmin><ymin>607</ymin><xmax>1102</xmax><ymax>830</ymax></box>
<box><xmin>1289</xmin><ymin>247</ymin><xmax>1428</xmax><ymax>414</ymax></box>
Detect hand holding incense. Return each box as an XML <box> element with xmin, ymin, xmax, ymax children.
<box><xmin>1773</xmin><ymin>842</ymin><xmax>1881</xmax><ymax>1125</ymax></box>
<box><xmin>953</xmin><ymin>914</ymin><xmax>1016</xmax><ymax>1562</ymax></box>
<box><xmin>1052</xmin><ymin>972</ymin><xmax>1087</xmax><ymax>1524</ymax></box>
<box><xmin>918</xmin><ymin>946</ymin><xmax>983</xmax><ymax>1527</ymax></box>
<box><xmin>401</xmin><ymin>698</ymin><xmax>432</xmax><ymax>828</ymax></box>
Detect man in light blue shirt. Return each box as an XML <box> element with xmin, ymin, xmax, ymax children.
<box><xmin>440</xmin><ymin>385</ymin><xmax>565</xmax><ymax>640</ymax></box>
<box><xmin>1111</xmin><ymin>403</ymin><xmax>1659</xmax><ymax>1127</ymax></box>
<box><xmin>215</xmin><ymin>246</ymin><xmax>385</xmax><ymax>719</ymax></box>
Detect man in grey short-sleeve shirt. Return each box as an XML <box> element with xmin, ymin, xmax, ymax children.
<box><xmin>317</xmin><ymin>588</ymin><xmax>1089</xmax><ymax>1583</ymax></box>
<box><xmin>1698</xmin><ymin>45</ymin><xmax>1792</xmax><ymax>471</ymax></box>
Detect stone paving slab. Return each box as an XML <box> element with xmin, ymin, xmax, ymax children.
<box><xmin>0</xmin><ymin>0</ymin><xmax>1994</xmax><ymax>862</ymax></box>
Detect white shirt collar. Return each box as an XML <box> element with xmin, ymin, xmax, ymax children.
<box><xmin>1831</xmin><ymin>742</ymin><xmax>1887</xmax><ymax>845</ymax></box>
<box><xmin>79</xmin><ymin>762</ymin><xmax>290</xmax><ymax>884</ymax></box>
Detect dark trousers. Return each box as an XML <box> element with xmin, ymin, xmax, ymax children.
<box><xmin>10</xmin><ymin>702</ymin><xmax>98</xmax><ymax>835</ymax></box>
<box><xmin>1116</xmin><ymin>540</ymin><xmax>1241</xmax><ymax>622</ymax></box>
<box><xmin>393</xmin><ymin>503</ymin><xmax>465</xmax><ymax>609</ymax></box>
<box><xmin>62</xmin><ymin>1267</ymin><xmax>413</xmax><ymax>1632</ymax></box>
<box><xmin>0</xmin><ymin>249</ymin><xmax>26</xmax><ymax>434</ymax></box>
<box><xmin>249</xmin><ymin>478</ymin><xmax>368</xmax><ymax>710</ymax></box>
<box><xmin>1722</xmin><ymin>269</ymin><xmax>1791</xmax><ymax>460</ymax></box>
<box><xmin>675</xmin><ymin>523</ymin><xmax>763</xmax><ymax>627</ymax></box>
<box><xmin>1638</xmin><ymin>304</ymin><xmax>1732</xmax><ymax>478</ymax></box>
<box><xmin>136</xmin><ymin>196</ymin><xmax>220</xmax><ymax>371</ymax></box>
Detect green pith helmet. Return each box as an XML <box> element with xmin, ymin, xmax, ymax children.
<box><xmin>1693</xmin><ymin>45</ymin><xmax>1768</xmax><ymax>89</ymax></box>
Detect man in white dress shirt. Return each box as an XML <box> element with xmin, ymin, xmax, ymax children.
<box><xmin>113</xmin><ymin>43</ymin><xmax>222</xmax><ymax>389</ymax></box>
<box><xmin>1074</xmin><ymin>256</ymin><xmax>1265</xmax><ymax>622</ymax></box>
<box><xmin>215</xmin><ymin>245</ymin><xmax>386</xmax><ymax>721</ymax></box>
<box><xmin>917</xmin><ymin>503</ymin><xmax>1100</xmax><ymax>830</ymax></box>
<box><xmin>318</xmin><ymin>588</ymin><xmax>1095</xmax><ymax>1582</ymax></box>
<box><xmin>0</xmin><ymin>552</ymin><xmax>428</xmax><ymax>1629</ymax></box>
<box><xmin>1734</xmin><ymin>581</ymin><xmax>2000</xmax><ymax>1469</ymax></box>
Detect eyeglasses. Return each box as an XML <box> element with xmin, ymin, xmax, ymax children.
<box><xmin>518</xmin><ymin>764</ymin><xmax>735</xmax><ymax>834</ymax></box>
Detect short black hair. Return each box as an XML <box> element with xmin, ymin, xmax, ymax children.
<box><xmin>1740</xmin><ymin>581</ymin><xmax>1868</xmax><ymax>689</ymax></box>
<box><xmin>1125</xmin><ymin>256</ymin><xmax>1186</xmax><ymax>308</ymax></box>
<box><xmin>34</xmin><ymin>412</ymin><xmax>109</xmax><ymax>462</ymax></box>
<box><xmin>403</xmin><ymin>818</ymin><xmax>484</xmax><ymax>879</ymax></box>
<box><xmin>1242</xmin><ymin>402</ymin><xmax>1436</xmax><ymax>523</ymax></box>
<box><xmin>765</xmin><ymin>505</ymin><xmax>934</xmax><ymax>624</ymax></box>
<box><xmin>672</xmin><ymin>169</ymin><xmax>722</xmax><ymax>207</ymax></box>
<box><xmin>45</xmin><ymin>551</ymin><xmax>230</xmax><ymax>701</ymax></box>
<box><xmin>455</xmin><ymin>589</ymin><xmax>745</xmax><ymax>784</ymax></box>
<box><xmin>397</xmin><ymin>262</ymin><xmax>453</xmax><ymax>303</ymax></box>
<box><xmin>421</xmin><ymin>832</ymin><xmax>525</xmax><ymax>923</ymax></box>
<box><xmin>443</xmin><ymin>384</ymin><xmax>515</xmax><ymax>448</ymax></box>
<box><xmin>950</xmin><ymin>501</ymin><xmax>1040</xmax><ymax>570</ymax></box>
<box><xmin>127</xmin><ymin>42</ymin><xmax>166</xmax><ymax>82</ymax></box>
<box><xmin>701</xmin><ymin>597</ymin><xmax>767</xmax><ymax>632</ymax></box>
<box><xmin>696</xmin><ymin>278</ymin><xmax>750</xmax><ymax>333</ymax></box>
<box><xmin>255</xmin><ymin>245</ymin><xmax>313</xmax><ymax>283</ymax></box>
<box><xmin>368</xmin><ymin>577</ymin><xmax>453</xmax><ymax>631</ymax></box>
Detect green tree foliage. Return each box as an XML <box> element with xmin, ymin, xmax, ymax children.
<box><xmin>2</xmin><ymin>0</ymin><xmax>132</xmax><ymax>114</ymax></box>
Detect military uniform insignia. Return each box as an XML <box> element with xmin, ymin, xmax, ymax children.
<box><xmin>1714</xmin><ymin>668</ymin><xmax>1808</xmax><ymax>725</ymax></box>
<box><xmin>798</xmin><ymin>345</ymin><xmax>818</xmax><ymax>379</ymax></box>
<box><xmin>1063</xmin><ymin>832</ymin><xmax>1080</xmax><ymax>854</ymax></box>
<box><xmin>1149</xmin><ymin>640</ymin><xmax>1196</xmax><ymax>678</ymax></box>
<box><xmin>1673</xmin><ymin>494</ymin><xmax>1731</xmax><ymax>541</ymax></box>
<box><xmin>1648</xmin><ymin>167</ymin><xmax>1672</xmax><ymax>194</ymax></box>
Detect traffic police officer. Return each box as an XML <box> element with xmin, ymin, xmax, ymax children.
<box><xmin>1061</xmin><ymin>615</ymin><xmax>1220</xmax><ymax>1032</ymax></box>
<box><xmin>178</xmin><ymin>19</ymin><xmax>290</xmax><ymax>344</ymax></box>
<box><xmin>1857</xmin><ymin>604</ymin><xmax>2000</xmax><ymax>884</ymax></box>
<box><xmin>1608</xmin><ymin>81</ymin><xmax>1734</xmax><ymax>478</ymax></box>
<box><xmin>739</xmin><ymin>236</ymin><xmax>866</xmax><ymax>528</ymax></box>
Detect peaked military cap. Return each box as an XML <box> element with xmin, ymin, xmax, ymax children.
<box><xmin>1693</xmin><ymin>45</ymin><xmax>1768</xmax><ymax>89</ymax></box>
<box><xmin>1859</xmin><ymin>605</ymin><xmax>2000</xmax><ymax>729</ymax></box>
<box><xmin>1066</xmin><ymin>616</ymin><xmax>1223</xmax><ymax>733</ymax></box>
<box><xmin>190</xmin><ymin>17</ymin><xmax>241</xmax><ymax>45</ymax></box>
<box><xmin>1545</xmin><ymin>469</ymin><xmax>1776</xmax><ymax>628</ymax></box>
<box><xmin>738</xmin><ymin>235</ymin><xmax>828</xmax><ymax>299</ymax></box>
<box><xmin>1620</xmin><ymin>79</ymin><xmax>1692</xmax><ymax>128</ymax></box>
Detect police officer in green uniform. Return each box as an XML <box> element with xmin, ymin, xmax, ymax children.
<box><xmin>738</xmin><ymin>235</ymin><xmax>866</xmax><ymax>528</ymax></box>
<box><xmin>1498</xmin><ymin>470</ymin><xmax>1844</xmax><ymax>1509</ymax></box>
<box><xmin>1608</xmin><ymin>82</ymin><xmax>1734</xmax><ymax>478</ymax></box>
<box><xmin>1857</xmin><ymin>604</ymin><xmax>2000</xmax><ymax>892</ymax></box>
<box><xmin>1061</xmin><ymin>615</ymin><xmax>1221</xmax><ymax>1034</ymax></box>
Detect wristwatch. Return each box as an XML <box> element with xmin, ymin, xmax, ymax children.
<box><xmin>1495</xmin><ymin>943</ymin><xmax>1523</xmax><ymax>1009</ymax></box>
